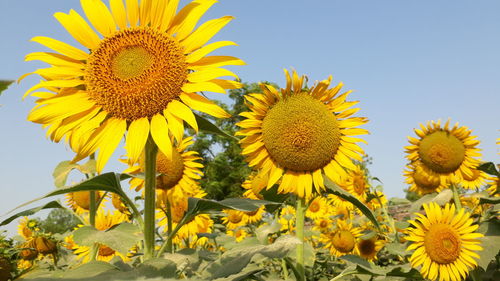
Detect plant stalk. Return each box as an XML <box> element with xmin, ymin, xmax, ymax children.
<box><xmin>166</xmin><ymin>198</ymin><xmax>173</xmax><ymax>253</ymax></box>
<box><xmin>295</xmin><ymin>197</ymin><xmax>306</xmax><ymax>281</ymax></box>
<box><xmin>451</xmin><ymin>184</ymin><xmax>462</xmax><ymax>210</ymax></box>
<box><xmin>143</xmin><ymin>136</ymin><xmax>158</xmax><ymax>260</ymax></box>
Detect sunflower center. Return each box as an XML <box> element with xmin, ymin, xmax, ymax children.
<box><xmin>309</xmin><ymin>201</ymin><xmax>321</xmax><ymax>213</ymax></box>
<box><xmin>353</xmin><ymin>174</ymin><xmax>366</xmax><ymax>195</ymax></box>
<box><xmin>262</xmin><ymin>94</ymin><xmax>341</xmax><ymax>172</ymax></box>
<box><xmin>424</xmin><ymin>223</ymin><xmax>461</xmax><ymax>264</ymax></box>
<box><xmin>319</xmin><ymin>220</ymin><xmax>329</xmax><ymax>229</ymax></box>
<box><xmin>155</xmin><ymin>149</ymin><xmax>185</xmax><ymax>190</ymax></box>
<box><xmin>228</xmin><ymin>212</ymin><xmax>243</xmax><ymax>224</ymax></box>
<box><xmin>98</xmin><ymin>245</ymin><xmax>115</xmax><ymax>257</ymax></box>
<box><xmin>419</xmin><ymin>131</ymin><xmax>465</xmax><ymax>174</ymax></box>
<box><xmin>332</xmin><ymin>230</ymin><xmax>356</xmax><ymax>253</ymax></box>
<box><xmin>358</xmin><ymin>239</ymin><xmax>376</xmax><ymax>256</ymax></box>
<box><xmin>413</xmin><ymin>168</ymin><xmax>441</xmax><ymax>193</ymax></box>
<box><xmin>86</xmin><ymin>27</ymin><xmax>187</xmax><ymax>121</ymax></box>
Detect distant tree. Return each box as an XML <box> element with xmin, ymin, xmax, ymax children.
<box><xmin>191</xmin><ymin>82</ymin><xmax>276</xmax><ymax>200</ymax></box>
<box><xmin>38</xmin><ymin>209</ymin><xmax>80</xmax><ymax>234</ymax></box>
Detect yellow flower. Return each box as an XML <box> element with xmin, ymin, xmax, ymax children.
<box><xmin>454</xmin><ymin>168</ymin><xmax>489</xmax><ymax>191</ymax></box>
<box><xmin>486</xmin><ymin>175</ymin><xmax>499</xmax><ymax>196</ymax></box>
<box><xmin>344</xmin><ymin>165</ymin><xmax>369</xmax><ymax>202</ymax></box>
<box><xmin>18</xmin><ymin>217</ymin><xmax>36</xmax><ymax>239</ymax></box>
<box><xmin>405</xmin><ymin>202</ymin><xmax>483</xmax><ymax>281</ymax></box>
<box><xmin>405</xmin><ymin>120</ymin><xmax>481</xmax><ymax>183</ymax></box>
<box><xmin>227</xmin><ymin>228</ymin><xmax>249</xmax><ymax>242</ymax></box>
<box><xmin>66</xmin><ymin>191</ymin><xmax>105</xmax><ymax>214</ymax></box>
<box><xmin>305</xmin><ymin>196</ymin><xmax>327</xmax><ymax>220</ymax></box>
<box><xmin>236</xmin><ymin>69</ymin><xmax>368</xmax><ymax>199</ymax></box>
<box><xmin>366</xmin><ymin>190</ymin><xmax>388</xmax><ymax>211</ymax></box>
<box><xmin>278</xmin><ymin>205</ymin><xmax>296</xmax><ymax>233</ymax></box>
<box><xmin>221</xmin><ymin>210</ymin><xmax>246</xmax><ymax>230</ymax></box>
<box><xmin>23</xmin><ymin>0</ymin><xmax>243</xmax><ymax>173</ymax></box>
<box><xmin>404</xmin><ymin>162</ymin><xmax>446</xmax><ymax>196</ymax></box>
<box><xmin>72</xmin><ymin>210</ymin><xmax>130</xmax><ymax>262</ymax></box>
<box><xmin>357</xmin><ymin>237</ymin><xmax>385</xmax><ymax>261</ymax></box>
<box><xmin>111</xmin><ymin>192</ymin><xmax>130</xmax><ymax>214</ymax></box>
<box><xmin>321</xmin><ymin>219</ymin><xmax>362</xmax><ymax>257</ymax></box>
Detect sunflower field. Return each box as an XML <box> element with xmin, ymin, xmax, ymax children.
<box><xmin>0</xmin><ymin>1</ymin><xmax>499</xmax><ymax>281</ymax></box>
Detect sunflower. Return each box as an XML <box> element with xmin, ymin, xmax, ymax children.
<box><xmin>357</xmin><ymin>236</ymin><xmax>385</xmax><ymax>261</ymax></box>
<box><xmin>221</xmin><ymin>210</ymin><xmax>246</xmax><ymax>230</ymax></box>
<box><xmin>344</xmin><ymin>165</ymin><xmax>369</xmax><ymax>202</ymax></box>
<box><xmin>327</xmin><ymin>193</ymin><xmax>355</xmax><ymax>215</ymax></box>
<box><xmin>66</xmin><ymin>191</ymin><xmax>105</xmax><ymax>214</ymax></box>
<box><xmin>227</xmin><ymin>228</ymin><xmax>249</xmax><ymax>242</ymax></box>
<box><xmin>454</xmin><ymin>168</ymin><xmax>488</xmax><ymax>191</ymax></box>
<box><xmin>404</xmin><ymin>162</ymin><xmax>446</xmax><ymax>196</ymax></box>
<box><xmin>405</xmin><ymin>120</ymin><xmax>481</xmax><ymax>183</ymax></box>
<box><xmin>127</xmin><ymin>137</ymin><xmax>203</xmax><ymax>197</ymax></box>
<box><xmin>111</xmin><ymin>192</ymin><xmax>130</xmax><ymax>214</ymax></box>
<box><xmin>366</xmin><ymin>190</ymin><xmax>388</xmax><ymax>211</ymax></box>
<box><xmin>312</xmin><ymin>217</ymin><xmax>332</xmax><ymax>234</ymax></box>
<box><xmin>305</xmin><ymin>196</ymin><xmax>327</xmax><ymax>220</ymax></box>
<box><xmin>236</xmin><ymin>69</ymin><xmax>368</xmax><ymax>199</ymax></box>
<box><xmin>405</xmin><ymin>202</ymin><xmax>483</xmax><ymax>281</ymax></box>
<box><xmin>242</xmin><ymin>171</ymin><xmax>269</xmax><ymax>200</ymax></box>
<box><xmin>278</xmin><ymin>205</ymin><xmax>296</xmax><ymax>233</ymax></box>
<box><xmin>18</xmin><ymin>217</ymin><xmax>38</xmax><ymax>239</ymax></box>
<box><xmin>486</xmin><ymin>175</ymin><xmax>499</xmax><ymax>196</ymax></box>
<box><xmin>321</xmin><ymin>219</ymin><xmax>362</xmax><ymax>257</ymax></box>
<box><xmin>22</xmin><ymin>0</ymin><xmax>243</xmax><ymax>172</ymax></box>
<box><xmin>72</xmin><ymin>210</ymin><xmax>130</xmax><ymax>262</ymax></box>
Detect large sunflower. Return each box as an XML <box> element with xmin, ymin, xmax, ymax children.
<box><xmin>405</xmin><ymin>120</ymin><xmax>481</xmax><ymax>183</ymax></box>
<box><xmin>236</xmin><ymin>70</ymin><xmax>368</xmax><ymax>199</ymax></box>
<box><xmin>22</xmin><ymin>0</ymin><xmax>243</xmax><ymax>172</ymax></box>
<box><xmin>405</xmin><ymin>202</ymin><xmax>483</xmax><ymax>281</ymax></box>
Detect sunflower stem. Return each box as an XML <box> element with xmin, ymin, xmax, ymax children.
<box><xmin>144</xmin><ymin>136</ymin><xmax>158</xmax><ymax>260</ymax></box>
<box><xmin>295</xmin><ymin>196</ymin><xmax>306</xmax><ymax>281</ymax></box>
<box><xmin>88</xmin><ymin>153</ymin><xmax>97</xmax><ymax>228</ymax></box>
<box><xmin>166</xmin><ymin>198</ymin><xmax>173</xmax><ymax>253</ymax></box>
<box><xmin>451</xmin><ymin>184</ymin><xmax>462</xmax><ymax>210</ymax></box>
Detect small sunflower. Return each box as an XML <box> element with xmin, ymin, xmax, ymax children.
<box><xmin>486</xmin><ymin>175</ymin><xmax>499</xmax><ymax>196</ymax></box>
<box><xmin>312</xmin><ymin>217</ymin><xmax>332</xmax><ymax>234</ymax></box>
<box><xmin>236</xmin><ymin>69</ymin><xmax>368</xmax><ymax>199</ymax></box>
<box><xmin>404</xmin><ymin>162</ymin><xmax>446</xmax><ymax>196</ymax></box>
<box><xmin>72</xmin><ymin>210</ymin><xmax>130</xmax><ymax>262</ymax></box>
<box><xmin>278</xmin><ymin>205</ymin><xmax>296</xmax><ymax>233</ymax></box>
<box><xmin>305</xmin><ymin>196</ymin><xmax>327</xmax><ymax>220</ymax></box>
<box><xmin>405</xmin><ymin>202</ymin><xmax>483</xmax><ymax>281</ymax></box>
<box><xmin>344</xmin><ymin>165</ymin><xmax>369</xmax><ymax>202</ymax></box>
<box><xmin>327</xmin><ymin>193</ymin><xmax>355</xmax><ymax>214</ymax></box>
<box><xmin>66</xmin><ymin>191</ymin><xmax>104</xmax><ymax>214</ymax></box>
<box><xmin>18</xmin><ymin>217</ymin><xmax>37</xmax><ymax>239</ymax></box>
<box><xmin>221</xmin><ymin>210</ymin><xmax>246</xmax><ymax>230</ymax></box>
<box><xmin>227</xmin><ymin>228</ymin><xmax>249</xmax><ymax>242</ymax></box>
<box><xmin>405</xmin><ymin>120</ymin><xmax>481</xmax><ymax>183</ymax></box>
<box><xmin>23</xmin><ymin>0</ymin><xmax>243</xmax><ymax>173</ymax></box>
<box><xmin>357</xmin><ymin>237</ymin><xmax>385</xmax><ymax>261</ymax></box>
<box><xmin>321</xmin><ymin>220</ymin><xmax>362</xmax><ymax>257</ymax></box>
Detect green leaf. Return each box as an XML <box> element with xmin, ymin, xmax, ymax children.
<box><xmin>0</xmin><ymin>201</ymin><xmax>64</xmax><ymax>226</ymax></box>
<box><xmin>56</xmin><ymin>261</ymin><xmax>120</xmax><ymax>279</ymax></box>
<box><xmin>7</xmin><ymin>173</ymin><xmax>126</xmax><ymax>214</ymax></box>
<box><xmin>73</xmin><ymin>223</ymin><xmax>142</xmax><ymax>254</ymax></box>
<box><xmin>340</xmin><ymin>255</ymin><xmax>386</xmax><ymax>276</ymax></box>
<box><xmin>134</xmin><ymin>258</ymin><xmax>177</xmax><ymax>279</ymax></box>
<box><xmin>409</xmin><ymin>189</ymin><xmax>452</xmax><ymax>213</ymax></box>
<box><xmin>260</xmin><ymin>185</ymin><xmax>288</xmax><ymax>213</ymax></box>
<box><xmin>0</xmin><ymin>80</ymin><xmax>13</xmax><ymax>95</ymax></box>
<box><xmin>477</xmin><ymin>221</ymin><xmax>500</xmax><ymax>270</ymax></box>
<box><xmin>186</xmin><ymin>197</ymin><xmax>280</xmax><ymax>218</ymax></box>
<box><xmin>205</xmin><ymin>235</ymin><xmax>300</xmax><ymax>279</ymax></box>
<box><xmin>194</xmin><ymin>112</ymin><xmax>237</xmax><ymax>140</ymax></box>
<box><xmin>52</xmin><ymin>161</ymin><xmax>80</xmax><ymax>188</ymax></box>
<box><xmin>394</xmin><ymin>221</ymin><xmax>410</xmax><ymax>230</ymax></box>
<box><xmin>255</xmin><ymin>219</ymin><xmax>282</xmax><ymax>244</ymax></box>
<box><xmin>324</xmin><ymin>177</ymin><xmax>381</xmax><ymax>230</ymax></box>
<box><xmin>384</xmin><ymin>242</ymin><xmax>408</xmax><ymax>257</ymax></box>
<box><xmin>477</xmin><ymin>162</ymin><xmax>499</xmax><ymax>177</ymax></box>
<box><xmin>479</xmin><ymin>197</ymin><xmax>500</xmax><ymax>204</ymax></box>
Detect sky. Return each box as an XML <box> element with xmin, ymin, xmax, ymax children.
<box><xmin>1</xmin><ymin>0</ymin><xmax>500</xmax><ymax>235</ymax></box>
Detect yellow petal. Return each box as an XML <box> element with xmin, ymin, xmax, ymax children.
<box><xmin>125</xmin><ymin>0</ymin><xmax>139</xmax><ymax>26</ymax></box>
<box><xmin>81</xmin><ymin>0</ymin><xmax>116</xmax><ymax>37</ymax></box>
<box><xmin>181</xmin><ymin>81</ymin><xmax>226</xmax><ymax>94</ymax></box>
<box><xmin>95</xmin><ymin>118</ymin><xmax>126</xmax><ymax>173</ymax></box>
<box><xmin>25</xmin><ymin>52</ymin><xmax>83</xmax><ymax>68</ymax></box>
<box><xmin>185</xmin><ymin>41</ymin><xmax>238</xmax><ymax>63</ymax></box>
<box><xmin>54</xmin><ymin>10</ymin><xmax>100</xmax><ymax>49</ymax></box>
<box><xmin>267</xmin><ymin>165</ymin><xmax>283</xmax><ymax>189</ymax></box>
<box><xmin>158</xmin><ymin>0</ymin><xmax>180</xmax><ymax>32</ymax></box>
<box><xmin>23</xmin><ymin>80</ymin><xmax>84</xmax><ymax>99</ymax></box>
<box><xmin>150</xmin><ymin>114</ymin><xmax>172</xmax><ymax>159</ymax></box>
<box><xmin>31</xmin><ymin>36</ymin><xmax>88</xmax><ymax>60</ymax></box>
<box><xmin>139</xmin><ymin>0</ymin><xmax>153</xmax><ymax>26</ymax></box>
<box><xmin>169</xmin><ymin>0</ymin><xmax>217</xmax><ymax>41</ymax></box>
<box><xmin>167</xmin><ymin>100</ymin><xmax>198</xmax><ymax>132</ymax></box>
<box><xmin>180</xmin><ymin>92</ymin><xmax>230</xmax><ymax>118</ymax></box>
<box><xmin>188</xmin><ymin>56</ymin><xmax>245</xmax><ymax>70</ymax></box>
<box><xmin>110</xmin><ymin>0</ymin><xmax>128</xmax><ymax>29</ymax></box>
<box><xmin>163</xmin><ymin>109</ymin><xmax>184</xmax><ymax>144</ymax></box>
<box><xmin>28</xmin><ymin>93</ymin><xmax>95</xmax><ymax>124</ymax></box>
<box><xmin>125</xmin><ymin>117</ymin><xmax>150</xmax><ymax>164</ymax></box>
<box><xmin>182</xmin><ymin>16</ymin><xmax>234</xmax><ymax>53</ymax></box>
<box><xmin>187</xmin><ymin>68</ymin><xmax>238</xmax><ymax>83</ymax></box>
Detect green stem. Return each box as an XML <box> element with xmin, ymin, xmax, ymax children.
<box><xmin>451</xmin><ymin>184</ymin><xmax>462</xmax><ymax>210</ymax></box>
<box><xmin>281</xmin><ymin>258</ymin><xmax>289</xmax><ymax>279</ymax></box>
<box><xmin>88</xmin><ymin>153</ymin><xmax>97</xmax><ymax>227</ymax></box>
<box><xmin>295</xmin><ymin>197</ymin><xmax>306</xmax><ymax>281</ymax></box>
<box><xmin>157</xmin><ymin>214</ymin><xmax>191</xmax><ymax>257</ymax></box>
<box><xmin>143</xmin><ymin>136</ymin><xmax>158</xmax><ymax>260</ymax></box>
<box><xmin>120</xmin><ymin>191</ymin><xmax>144</xmax><ymax>229</ymax></box>
<box><xmin>166</xmin><ymin>199</ymin><xmax>173</xmax><ymax>253</ymax></box>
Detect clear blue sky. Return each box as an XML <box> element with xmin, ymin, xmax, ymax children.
<box><xmin>1</xmin><ymin>0</ymin><xmax>499</xmax><ymax>235</ymax></box>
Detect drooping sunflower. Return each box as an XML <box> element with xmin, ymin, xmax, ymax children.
<box><xmin>405</xmin><ymin>120</ymin><xmax>481</xmax><ymax>183</ymax></box>
<box><xmin>404</xmin><ymin>162</ymin><xmax>446</xmax><ymax>196</ymax></box>
<box><xmin>321</xmin><ymin>219</ymin><xmax>362</xmax><ymax>257</ymax></box>
<box><xmin>236</xmin><ymin>70</ymin><xmax>368</xmax><ymax>199</ymax></box>
<box><xmin>405</xmin><ymin>202</ymin><xmax>483</xmax><ymax>281</ymax></box>
<box><xmin>22</xmin><ymin>0</ymin><xmax>243</xmax><ymax>172</ymax></box>
<box><xmin>126</xmin><ymin>136</ymin><xmax>203</xmax><ymax>197</ymax></box>
<box><xmin>72</xmin><ymin>210</ymin><xmax>130</xmax><ymax>262</ymax></box>
<box><xmin>453</xmin><ymin>168</ymin><xmax>489</xmax><ymax>191</ymax></box>
<box><xmin>66</xmin><ymin>191</ymin><xmax>105</xmax><ymax>214</ymax></box>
